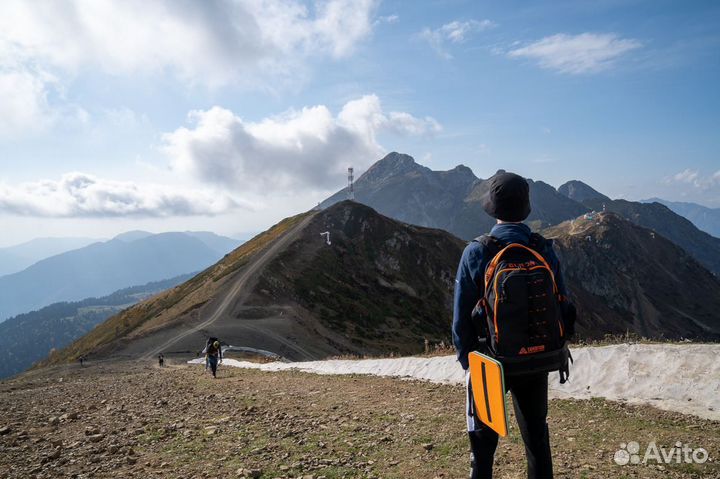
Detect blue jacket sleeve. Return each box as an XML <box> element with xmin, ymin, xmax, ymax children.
<box><xmin>452</xmin><ymin>242</ymin><xmax>485</xmax><ymax>370</ymax></box>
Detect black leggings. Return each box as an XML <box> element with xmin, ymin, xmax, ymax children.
<box><xmin>466</xmin><ymin>372</ymin><xmax>553</xmax><ymax>479</ymax></box>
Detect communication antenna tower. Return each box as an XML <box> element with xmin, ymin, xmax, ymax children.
<box><xmin>347</xmin><ymin>167</ymin><xmax>355</xmax><ymax>201</ymax></box>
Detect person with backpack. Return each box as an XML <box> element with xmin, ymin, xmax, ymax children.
<box><xmin>204</xmin><ymin>338</ymin><xmax>223</xmax><ymax>378</ymax></box>
<box><xmin>453</xmin><ymin>171</ymin><xmax>576</xmax><ymax>479</ymax></box>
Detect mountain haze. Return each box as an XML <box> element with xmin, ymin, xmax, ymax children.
<box><xmin>0</xmin><ymin>237</ymin><xmax>100</xmax><ymax>276</ymax></box>
<box><xmin>0</xmin><ymin>232</ymin><xmax>241</xmax><ymax>321</ymax></box>
<box><xmin>0</xmin><ymin>274</ymin><xmax>193</xmax><ymax>380</ymax></box>
<box><xmin>642</xmin><ymin>198</ymin><xmax>720</xmax><ymax>238</ymax></box>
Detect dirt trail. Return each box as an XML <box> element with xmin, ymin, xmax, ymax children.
<box><xmin>141</xmin><ymin>212</ymin><xmax>317</xmax><ymax>361</ymax></box>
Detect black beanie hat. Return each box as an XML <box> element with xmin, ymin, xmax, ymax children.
<box><xmin>481</xmin><ymin>170</ymin><xmax>531</xmax><ymax>222</ymax></box>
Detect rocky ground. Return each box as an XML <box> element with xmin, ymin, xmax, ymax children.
<box><xmin>0</xmin><ymin>359</ymin><xmax>718</xmax><ymax>479</ymax></box>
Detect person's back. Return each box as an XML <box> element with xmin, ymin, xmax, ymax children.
<box><xmin>452</xmin><ymin>171</ymin><xmax>576</xmax><ymax>479</ymax></box>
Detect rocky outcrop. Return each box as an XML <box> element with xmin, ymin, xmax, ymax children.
<box><xmin>545</xmin><ymin>212</ymin><xmax>720</xmax><ymax>340</ymax></box>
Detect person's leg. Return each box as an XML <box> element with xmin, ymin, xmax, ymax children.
<box><xmin>507</xmin><ymin>373</ymin><xmax>553</xmax><ymax>479</ymax></box>
<box><xmin>209</xmin><ymin>356</ymin><xmax>218</xmax><ymax>377</ymax></box>
<box><xmin>466</xmin><ymin>372</ymin><xmax>499</xmax><ymax>478</ymax></box>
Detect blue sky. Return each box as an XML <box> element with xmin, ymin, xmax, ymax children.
<box><xmin>0</xmin><ymin>0</ymin><xmax>718</xmax><ymax>246</ymax></box>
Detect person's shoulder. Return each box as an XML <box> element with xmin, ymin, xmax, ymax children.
<box><xmin>461</xmin><ymin>237</ymin><xmax>492</xmax><ymax>265</ymax></box>
<box><xmin>463</xmin><ymin>238</ymin><xmax>485</xmax><ymax>254</ymax></box>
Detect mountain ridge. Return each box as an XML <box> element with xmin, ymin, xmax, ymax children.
<box><xmin>43</xmin><ymin>202</ymin><xmax>720</xmax><ymax>371</ymax></box>
<box><xmin>0</xmin><ymin>231</ymin><xmax>241</xmax><ymax>322</ymax></box>
<box><xmin>0</xmin><ymin>273</ymin><xmax>193</xmax><ymax>380</ymax></box>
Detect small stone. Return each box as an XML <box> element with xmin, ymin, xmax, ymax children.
<box><xmin>422</xmin><ymin>443</ymin><xmax>434</xmax><ymax>451</ymax></box>
<box><xmin>0</xmin><ymin>426</ymin><xmax>11</xmax><ymax>435</ymax></box>
<box><xmin>48</xmin><ymin>417</ymin><xmax>59</xmax><ymax>426</ymax></box>
<box><xmin>87</xmin><ymin>434</ymin><xmax>104</xmax><ymax>443</ymax></box>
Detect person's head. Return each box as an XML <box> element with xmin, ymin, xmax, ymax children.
<box><xmin>213</xmin><ymin>341</ymin><xmax>220</xmax><ymax>349</ymax></box>
<box><xmin>481</xmin><ymin>170</ymin><xmax>531</xmax><ymax>223</ymax></box>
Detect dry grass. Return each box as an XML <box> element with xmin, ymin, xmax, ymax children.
<box><xmin>38</xmin><ymin>211</ymin><xmax>314</xmax><ymax>367</ymax></box>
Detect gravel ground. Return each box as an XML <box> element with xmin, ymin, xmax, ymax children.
<box><xmin>0</xmin><ymin>359</ymin><xmax>718</xmax><ymax>479</ymax></box>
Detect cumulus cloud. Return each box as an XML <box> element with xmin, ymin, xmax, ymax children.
<box><xmin>0</xmin><ymin>0</ymin><xmax>378</xmax><ymax>85</ymax></box>
<box><xmin>0</xmin><ymin>173</ymin><xmax>240</xmax><ymax>217</ymax></box>
<box><xmin>508</xmin><ymin>33</ymin><xmax>641</xmax><ymax>74</ymax></box>
<box><xmin>0</xmin><ymin>0</ymin><xmax>378</xmax><ymax>134</ymax></box>
<box><xmin>0</xmin><ymin>65</ymin><xmax>87</xmax><ymax>138</ymax></box>
<box><xmin>0</xmin><ymin>67</ymin><xmax>57</xmax><ymax>137</ymax></box>
<box><xmin>162</xmin><ymin>95</ymin><xmax>442</xmax><ymax>192</ymax></box>
<box><xmin>665</xmin><ymin>169</ymin><xmax>720</xmax><ymax>189</ymax></box>
<box><xmin>420</xmin><ymin>19</ymin><xmax>495</xmax><ymax>59</ymax></box>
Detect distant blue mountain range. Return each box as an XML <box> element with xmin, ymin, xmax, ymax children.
<box><xmin>641</xmin><ymin>198</ymin><xmax>720</xmax><ymax>239</ymax></box>
<box><xmin>0</xmin><ymin>273</ymin><xmax>194</xmax><ymax>379</ymax></box>
<box><xmin>0</xmin><ymin>231</ymin><xmax>241</xmax><ymax>322</ymax></box>
<box><xmin>0</xmin><ymin>237</ymin><xmax>101</xmax><ymax>276</ymax></box>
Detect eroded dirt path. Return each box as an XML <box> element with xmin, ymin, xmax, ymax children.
<box><xmin>141</xmin><ymin>213</ymin><xmax>318</xmax><ymax>361</ymax></box>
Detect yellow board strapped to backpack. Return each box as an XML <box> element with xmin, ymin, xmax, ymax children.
<box><xmin>468</xmin><ymin>351</ymin><xmax>508</xmax><ymax>437</ymax></box>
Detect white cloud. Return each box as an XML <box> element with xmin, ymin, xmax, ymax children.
<box><xmin>0</xmin><ymin>0</ymin><xmax>379</xmax><ymax>134</ymax></box>
<box><xmin>421</xmin><ymin>19</ymin><xmax>495</xmax><ymax>59</ymax></box>
<box><xmin>0</xmin><ymin>65</ymin><xmax>87</xmax><ymax>138</ymax></box>
<box><xmin>0</xmin><ymin>173</ymin><xmax>240</xmax><ymax>217</ymax></box>
<box><xmin>508</xmin><ymin>33</ymin><xmax>641</xmax><ymax>74</ymax></box>
<box><xmin>665</xmin><ymin>168</ymin><xmax>720</xmax><ymax>189</ymax></box>
<box><xmin>375</xmin><ymin>14</ymin><xmax>399</xmax><ymax>25</ymax></box>
<box><xmin>0</xmin><ymin>0</ymin><xmax>378</xmax><ymax>85</ymax></box>
<box><xmin>0</xmin><ymin>67</ymin><xmax>57</xmax><ymax>137</ymax></box>
<box><xmin>670</xmin><ymin>168</ymin><xmax>700</xmax><ymax>185</ymax></box>
<box><xmin>162</xmin><ymin>95</ymin><xmax>441</xmax><ymax>193</ymax></box>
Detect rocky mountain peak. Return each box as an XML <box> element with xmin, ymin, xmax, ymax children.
<box><xmin>359</xmin><ymin>152</ymin><xmax>424</xmax><ymax>184</ymax></box>
<box><xmin>558</xmin><ymin>180</ymin><xmax>610</xmax><ymax>203</ymax></box>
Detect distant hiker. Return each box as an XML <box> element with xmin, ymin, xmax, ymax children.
<box><xmin>453</xmin><ymin>171</ymin><xmax>576</xmax><ymax>479</ymax></box>
<box><xmin>158</xmin><ymin>353</ymin><xmax>164</xmax><ymax>367</ymax></box>
<box><xmin>79</xmin><ymin>356</ymin><xmax>84</xmax><ymax>367</ymax></box>
<box><xmin>205</xmin><ymin>338</ymin><xmax>223</xmax><ymax>378</ymax></box>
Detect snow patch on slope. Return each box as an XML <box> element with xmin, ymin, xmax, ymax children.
<box><xmin>190</xmin><ymin>343</ymin><xmax>720</xmax><ymax>420</ymax></box>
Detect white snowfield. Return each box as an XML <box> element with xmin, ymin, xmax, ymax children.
<box><xmin>189</xmin><ymin>343</ymin><xmax>720</xmax><ymax>420</ymax></box>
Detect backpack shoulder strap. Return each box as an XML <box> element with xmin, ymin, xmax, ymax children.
<box><xmin>528</xmin><ymin>232</ymin><xmax>558</xmax><ymax>261</ymax></box>
<box><xmin>473</xmin><ymin>234</ymin><xmax>504</xmax><ymax>257</ymax></box>
<box><xmin>528</xmin><ymin>232</ymin><xmax>547</xmax><ymax>252</ymax></box>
